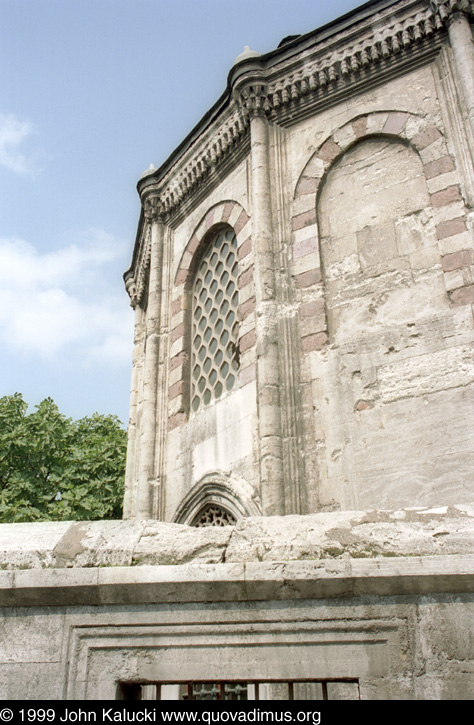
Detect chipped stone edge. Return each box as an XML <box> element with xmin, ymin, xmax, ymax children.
<box><xmin>1</xmin><ymin>507</ymin><xmax>474</xmax><ymax>570</ymax></box>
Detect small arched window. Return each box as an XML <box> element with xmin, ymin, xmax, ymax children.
<box><xmin>192</xmin><ymin>504</ymin><xmax>237</xmax><ymax>527</ymax></box>
<box><xmin>191</xmin><ymin>227</ymin><xmax>239</xmax><ymax>412</ymax></box>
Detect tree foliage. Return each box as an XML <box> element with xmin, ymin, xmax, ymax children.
<box><xmin>0</xmin><ymin>393</ymin><xmax>127</xmax><ymax>522</ymax></box>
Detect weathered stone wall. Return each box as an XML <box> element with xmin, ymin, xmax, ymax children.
<box><xmin>2</xmin><ymin>506</ymin><xmax>474</xmax><ymax>569</ymax></box>
<box><xmin>289</xmin><ymin>61</ymin><xmax>474</xmax><ymax>513</ymax></box>
<box><xmin>308</xmin><ymin>127</ymin><xmax>473</xmax><ymax>509</ymax></box>
<box><xmin>124</xmin><ymin>0</ymin><xmax>474</xmax><ymax>522</ymax></box>
<box><xmin>1</xmin><ymin>510</ymin><xmax>474</xmax><ymax>700</ymax></box>
<box><xmin>61</xmin><ymin>0</ymin><xmax>474</xmax><ymax>702</ymax></box>
<box><xmin>4</xmin><ymin>594</ymin><xmax>474</xmax><ymax>700</ymax></box>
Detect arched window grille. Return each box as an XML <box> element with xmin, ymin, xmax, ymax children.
<box><xmin>192</xmin><ymin>504</ymin><xmax>237</xmax><ymax>527</ymax></box>
<box><xmin>191</xmin><ymin>228</ymin><xmax>239</xmax><ymax>412</ymax></box>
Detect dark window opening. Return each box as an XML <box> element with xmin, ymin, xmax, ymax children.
<box><xmin>192</xmin><ymin>504</ymin><xmax>237</xmax><ymax>527</ymax></box>
<box><xmin>117</xmin><ymin>679</ymin><xmax>360</xmax><ymax>701</ymax></box>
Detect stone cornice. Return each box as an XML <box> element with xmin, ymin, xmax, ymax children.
<box><xmin>2</xmin><ymin>555</ymin><xmax>474</xmax><ymax>606</ymax></box>
<box><xmin>127</xmin><ymin>0</ymin><xmax>449</xmax><ymax>303</ymax></box>
<box><xmin>158</xmin><ymin>110</ymin><xmax>249</xmax><ymax>216</ymax></box>
<box><xmin>125</xmin><ymin>223</ymin><xmax>151</xmax><ymax>308</ymax></box>
<box><xmin>431</xmin><ymin>0</ymin><xmax>474</xmax><ymax>23</ymax></box>
<box><xmin>145</xmin><ymin>1</ymin><xmax>444</xmax><ymax>217</ymax></box>
<box><xmin>233</xmin><ymin>2</ymin><xmax>442</xmax><ymax>119</ymax></box>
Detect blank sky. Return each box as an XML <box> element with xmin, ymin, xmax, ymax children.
<box><xmin>0</xmin><ymin>0</ymin><xmax>362</xmax><ymax>426</ymax></box>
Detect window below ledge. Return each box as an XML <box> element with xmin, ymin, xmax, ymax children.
<box><xmin>116</xmin><ymin>679</ymin><xmax>360</xmax><ymax>701</ymax></box>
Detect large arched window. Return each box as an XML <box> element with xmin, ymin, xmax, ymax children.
<box><xmin>191</xmin><ymin>227</ymin><xmax>239</xmax><ymax>412</ymax></box>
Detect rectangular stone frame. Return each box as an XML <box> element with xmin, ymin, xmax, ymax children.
<box><xmin>63</xmin><ymin>610</ymin><xmax>408</xmax><ymax>700</ymax></box>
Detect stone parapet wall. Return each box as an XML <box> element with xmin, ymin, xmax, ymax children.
<box><xmin>1</xmin><ymin>512</ymin><xmax>474</xmax><ymax>700</ymax></box>
<box><xmin>1</xmin><ymin>506</ymin><xmax>473</xmax><ymax>570</ymax></box>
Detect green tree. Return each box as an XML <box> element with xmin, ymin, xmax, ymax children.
<box><xmin>0</xmin><ymin>393</ymin><xmax>127</xmax><ymax>522</ymax></box>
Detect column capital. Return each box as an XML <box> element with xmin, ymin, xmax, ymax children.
<box><xmin>124</xmin><ymin>276</ymin><xmax>138</xmax><ymax>309</ymax></box>
<box><xmin>233</xmin><ymin>82</ymin><xmax>273</xmax><ymax>120</ymax></box>
<box><xmin>430</xmin><ymin>0</ymin><xmax>474</xmax><ymax>25</ymax></box>
<box><xmin>142</xmin><ymin>189</ymin><xmax>165</xmax><ymax>223</ymax></box>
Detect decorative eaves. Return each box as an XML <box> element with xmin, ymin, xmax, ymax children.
<box><xmin>127</xmin><ymin>0</ymin><xmax>455</xmax><ymax>306</ymax></box>
<box><xmin>430</xmin><ymin>0</ymin><xmax>474</xmax><ymax>22</ymax></box>
<box><xmin>233</xmin><ymin>5</ymin><xmax>441</xmax><ymax>117</ymax></box>
<box><xmin>153</xmin><ymin>1</ymin><xmax>445</xmax><ymax>220</ymax></box>
<box><xmin>160</xmin><ymin>112</ymin><xmax>249</xmax><ymax>216</ymax></box>
<box><xmin>127</xmin><ymin>224</ymin><xmax>151</xmax><ymax>308</ymax></box>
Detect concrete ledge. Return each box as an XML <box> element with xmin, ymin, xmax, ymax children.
<box><xmin>1</xmin><ymin>555</ymin><xmax>474</xmax><ymax>607</ymax></box>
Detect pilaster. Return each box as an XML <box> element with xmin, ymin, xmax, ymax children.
<box><xmin>123</xmin><ymin>304</ymin><xmax>145</xmax><ymax>519</ymax></box>
<box><xmin>136</xmin><ymin>189</ymin><xmax>166</xmax><ymax>520</ymax></box>
<box><xmin>236</xmin><ymin>86</ymin><xmax>285</xmax><ymax>515</ymax></box>
<box><xmin>432</xmin><ymin>1</ymin><xmax>474</xmax><ymax>140</ymax></box>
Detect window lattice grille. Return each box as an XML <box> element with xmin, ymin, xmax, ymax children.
<box><xmin>184</xmin><ymin>682</ymin><xmax>247</xmax><ymax>700</ymax></box>
<box><xmin>191</xmin><ymin>228</ymin><xmax>239</xmax><ymax>412</ymax></box>
<box><xmin>117</xmin><ymin>679</ymin><xmax>361</xmax><ymax>701</ymax></box>
<box><xmin>193</xmin><ymin>505</ymin><xmax>237</xmax><ymax>527</ymax></box>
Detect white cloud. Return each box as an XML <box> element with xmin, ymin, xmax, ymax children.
<box><xmin>0</xmin><ymin>230</ymin><xmax>133</xmax><ymax>364</ymax></box>
<box><xmin>0</xmin><ymin>113</ymin><xmax>41</xmax><ymax>177</ymax></box>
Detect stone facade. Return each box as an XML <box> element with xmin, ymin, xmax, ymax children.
<box><xmin>123</xmin><ymin>0</ymin><xmax>474</xmax><ymax>525</ymax></box>
<box><xmin>2</xmin><ymin>0</ymin><xmax>474</xmax><ymax>701</ymax></box>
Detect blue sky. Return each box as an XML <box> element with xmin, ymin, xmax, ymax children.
<box><xmin>0</xmin><ymin>0</ymin><xmax>361</xmax><ymax>427</ymax></box>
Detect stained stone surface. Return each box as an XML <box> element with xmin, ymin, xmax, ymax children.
<box><xmin>124</xmin><ymin>8</ymin><xmax>474</xmax><ymax>524</ymax></box>
<box><xmin>1</xmin><ymin>507</ymin><xmax>473</xmax><ymax>569</ymax></box>
<box><xmin>1</xmin><ymin>511</ymin><xmax>474</xmax><ymax>700</ymax></box>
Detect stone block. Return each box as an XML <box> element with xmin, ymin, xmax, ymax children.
<box><xmin>450</xmin><ymin>284</ymin><xmax>474</xmax><ymax>305</ymax></box>
<box><xmin>317</xmin><ymin>139</ymin><xmax>341</xmax><ymax>162</ymax></box>
<box><xmin>436</xmin><ymin>217</ymin><xmax>467</xmax><ymax>240</ymax></box>
<box><xmin>412</xmin><ymin>124</ymin><xmax>442</xmax><ymax>150</ymax></box>
<box><xmin>293</xmin><ymin>235</ymin><xmax>319</xmax><ymax>260</ymax></box>
<box><xmin>302</xmin><ymin>332</ymin><xmax>328</xmax><ymax>352</ymax></box>
<box><xmin>357</xmin><ymin>222</ymin><xmax>398</xmax><ymax>268</ymax></box>
<box><xmin>0</xmin><ymin>522</ymin><xmax>71</xmax><ymax>570</ymax></box>
<box><xmin>292</xmin><ymin>208</ymin><xmax>317</xmax><ymax>231</ymax></box>
<box><xmin>295</xmin><ymin>269</ymin><xmax>321</xmax><ymax>287</ymax></box>
<box><xmin>430</xmin><ymin>185</ymin><xmax>462</xmax><ymax>207</ymax></box>
<box><xmin>424</xmin><ymin>156</ymin><xmax>456</xmax><ymax>180</ymax></box>
<box><xmin>426</xmin><ymin>170</ymin><xmax>460</xmax><ymax>194</ymax></box>
<box><xmin>409</xmin><ymin>247</ymin><xmax>440</xmax><ymax>270</ymax></box>
<box><xmin>292</xmin><ymin>251</ymin><xmax>320</xmax><ymax>276</ymax></box>
<box><xmin>438</xmin><ymin>230</ymin><xmax>473</xmax><ymax>255</ymax></box>
<box><xmin>383</xmin><ymin>112</ymin><xmax>409</xmax><ymax>134</ymax></box>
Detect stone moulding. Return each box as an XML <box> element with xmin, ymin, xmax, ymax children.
<box><xmin>233</xmin><ymin>5</ymin><xmax>442</xmax><ymax>121</ymax></box>
<box><xmin>290</xmin><ymin>107</ymin><xmax>474</xmax><ymax>353</ymax></box>
<box><xmin>2</xmin><ymin>556</ymin><xmax>474</xmax><ymax>607</ymax></box>
<box><xmin>64</xmin><ymin>615</ymin><xmax>404</xmax><ymax>700</ymax></box>
<box><xmin>168</xmin><ymin>200</ymin><xmax>255</xmax><ymax>427</ymax></box>
<box><xmin>171</xmin><ymin>471</ymin><xmax>263</xmax><ymax>525</ymax></box>
<box><xmin>173</xmin><ymin>201</ymin><xmax>251</xmax><ymax>289</ymax></box>
<box><xmin>126</xmin><ymin>223</ymin><xmax>151</xmax><ymax>309</ymax></box>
